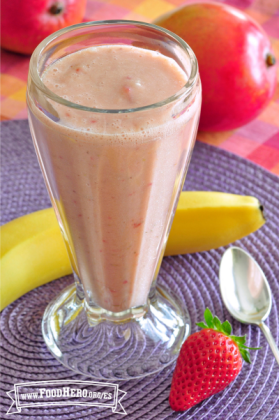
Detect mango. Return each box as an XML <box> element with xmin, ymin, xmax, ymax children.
<box><xmin>155</xmin><ymin>2</ymin><xmax>277</xmax><ymax>131</ymax></box>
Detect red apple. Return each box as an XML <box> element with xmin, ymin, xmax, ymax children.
<box><xmin>1</xmin><ymin>0</ymin><xmax>87</xmax><ymax>55</ymax></box>
<box><xmin>155</xmin><ymin>2</ymin><xmax>277</xmax><ymax>132</ymax></box>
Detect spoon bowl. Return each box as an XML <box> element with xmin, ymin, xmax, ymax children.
<box><xmin>219</xmin><ymin>246</ymin><xmax>279</xmax><ymax>365</ymax></box>
<box><xmin>220</xmin><ymin>247</ymin><xmax>272</xmax><ymax>324</ymax></box>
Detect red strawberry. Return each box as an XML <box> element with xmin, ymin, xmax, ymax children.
<box><xmin>169</xmin><ymin>308</ymin><xmax>259</xmax><ymax>411</ymax></box>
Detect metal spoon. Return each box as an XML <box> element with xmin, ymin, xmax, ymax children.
<box><xmin>219</xmin><ymin>246</ymin><xmax>279</xmax><ymax>365</ymax></box>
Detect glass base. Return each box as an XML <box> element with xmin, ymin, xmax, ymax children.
<box><xmin>42</xmin><ymin>283</ymin><xmax>191</xmax><ymax>380</ymax></box>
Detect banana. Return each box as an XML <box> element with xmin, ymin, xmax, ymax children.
<box><xmin>1</xmin><ymin>209</ymin><xmax>72</xmax><ymax>311</ymax></box>
<box><xmin>165</xmin><ymin>192</ymin><xmax>265</xmax><ymax>255</ymax></box>
<box><xmin>0</xmin><ymin>192</ymin><xmax>265</xmax><ymax>311</ymax></box>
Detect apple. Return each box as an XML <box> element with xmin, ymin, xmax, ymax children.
<box><xmin>1</xmin><ymin>0</ymin><xmax>87</xmax><ymax>55</ymax></box>
<box><xmin>155</xmin><ymin>2</ymin><xmax>277</xmax><ymax>132</ymax></box>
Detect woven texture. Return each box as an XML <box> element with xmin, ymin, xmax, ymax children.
<box><xmin>1</xmin><ymin>119</ymin><xmax>279</xmax><ymax>419</ymax></box>
<box><xmin>1</xmin><ymin>0</ymin><xmax>279</xmax><ymax>175</ymax></box>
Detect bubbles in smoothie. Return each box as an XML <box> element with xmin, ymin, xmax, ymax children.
<box><xmin>39</xmin><ymin>44</ymin><xmax>198</xmax><ymax>149</ymax></box>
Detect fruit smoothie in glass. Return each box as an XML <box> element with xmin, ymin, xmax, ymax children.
<box><xmin>27</xmin><ymin>21</ymin><xmax>201</xmax><ymax>379</ymax></box>
<box><xmin>28</xmin><ymin>44</ymin><xmax>200</xmax><ymax>313</ymax></box>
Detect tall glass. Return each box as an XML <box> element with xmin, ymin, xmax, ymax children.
<box><xmin>27</xmin><ymin>20</ymin><xmax>201</xmax><ymax>380</ymax></box>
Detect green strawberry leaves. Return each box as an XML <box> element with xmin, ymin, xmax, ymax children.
<box><xmin>204</xmin><ymin>308</ymin><xmax>214</xmax><ymax>328</ymax></box>
<box><xmin>196</xmin><ymin>322</ymin><xmax>208</xmax><ymax>329</ymax></box>
<box><xmin>230</xmin><ymin>335</ymin><xmax>246</xmax><ymax>345</ymax></box>
<box><xmin>221</xmin><ymin>320</ymin><xmax>231</xmax><ymax>335</ymax></box>
<box><xmin>196</xmin><ymin>308</ymin><xmax>260</xmax><ymax>364</ymax></box>
<box><xmin>213</xmin><ymin>316</ymin><xmax>222</xmax><ymax>330</ymax></box>
<box><xmin>239</xmin><ymin>348</ymin><xmax>251</xmax><ymax>364</ymax></box>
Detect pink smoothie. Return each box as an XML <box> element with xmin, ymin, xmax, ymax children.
<box><xmin>28</xmin><ymin>45</ymin><xmax>201</xmax><ymax>312</ymax></box>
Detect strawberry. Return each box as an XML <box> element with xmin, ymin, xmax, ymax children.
<box><xmin>169</xmin><ymin>308</ymin><xmax>259</xmax><ymax>411</ymax></box>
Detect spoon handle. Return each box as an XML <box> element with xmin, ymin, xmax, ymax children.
<box><xmin>259</xmin><ymin>322</ymin><xmax>279</xmax><ymax>365</ymax></box>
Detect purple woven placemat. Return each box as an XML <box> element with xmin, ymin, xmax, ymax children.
<box><xmin>1</xmin><ymin>119</ymin><xmax>279</xmax><ymax>420</ymax></box>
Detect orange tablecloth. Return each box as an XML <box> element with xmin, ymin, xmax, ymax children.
<box><xmin>1</xmin><ymin>0</ymin><xmax>279</xmax><ymax>174</ymax></box>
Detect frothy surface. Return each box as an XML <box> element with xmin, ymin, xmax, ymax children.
<box><xmin>43</xmin><ymin>45</ymin><xmax>187</xmax><ymax>110</ymax></box>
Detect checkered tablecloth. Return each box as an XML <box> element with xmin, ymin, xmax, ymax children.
<box><xmin>1</xmin><ymin>0</ymin><xmax>279</xmax><ymax>174</ymax></box>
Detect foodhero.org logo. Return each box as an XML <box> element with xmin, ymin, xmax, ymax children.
<box><xmin>6</xmin><ymin>380</ymin><xmax>126</xmax><ymax>415</ymax></box>
<box><xmin>21</xmin><ymin>386</ymin><xmax>113</xmax><ymax>400</ymax></box>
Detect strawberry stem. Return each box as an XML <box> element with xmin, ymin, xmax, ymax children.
<box><xmin>196</xmin><ymin>308</ymin><xmax>261</xmax><ymax>364</ymax></box>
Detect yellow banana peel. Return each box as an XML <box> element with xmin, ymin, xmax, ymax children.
<box><xmin>165</xmin><ymin>191</ymin><xmax>265</xmax><ymax>255</ymax></box>
<box><xmin>1</xmin><ymin>210</ymin><xmax>72</xmax><ymax>311</ymax></box>
<box><xmin>0</xmin><ymin>191</ymin><xmax>265</xmax><ymax>311</ymax></box>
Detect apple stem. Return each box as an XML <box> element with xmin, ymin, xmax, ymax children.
<box><xmin>266</xmin><ymin>53</ymin><xmax>276</xmax><ymax>67</ymax></box>
<box><xmin>49</xmin><ymin>2</ymin><xmax>64</xmax><ymax>15</ymax></box>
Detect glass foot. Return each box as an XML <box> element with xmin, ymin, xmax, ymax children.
<box><xmin>42</xmin><ymin>284</ymin><xmax>191</xmax><ymax>380</ymax></box>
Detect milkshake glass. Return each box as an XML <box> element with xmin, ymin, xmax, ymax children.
<box><xmin>27</xmin><ymin>21</ymin><xmax>201</xmax><ymax>380</ymax></box>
